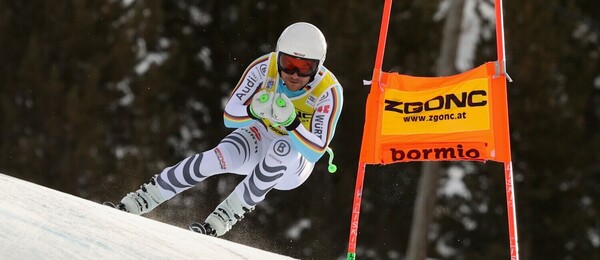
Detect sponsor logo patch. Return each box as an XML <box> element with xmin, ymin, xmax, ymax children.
<box><xmin>259</xmin><ymin>64</ymin><xmax>267</xmax><ymax>75</ymax></box>
<box><xmin>273</xmin><ymin>140</ymin><xmax>291</xmax><ymax>157</ymax></box>
<box><xmin>250</xmin><ymin>126</ymin><xmax>262</xmax><ymax>141</ymax></box>
<box><xmin>306</xmin><ymin>95</ymin><xmax>317</xmax><ymax>106</ymax></box>
<box><xmin>265</xmin><ymin>78</ymin><xmax>275</xmax><ymax>90</ymax></box>
<box><xmin>214</xmin><ymin>148</ymin><xmax>227</xmax><ymax>170</ymax></box>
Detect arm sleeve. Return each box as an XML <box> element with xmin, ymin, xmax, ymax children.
<box><xmin>223</xmin><ymin>55</ymin><xmax>270</xmax><ymax>128</ymax></box>
<box><xmin>286</xmin><ymin>84</ymin><xmax>344</xmax><ymax>162</ymax></box>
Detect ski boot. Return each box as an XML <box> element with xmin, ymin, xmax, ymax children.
<box><xmin>190</xmin><ymin>193</ymin><xmax>254</xmax><ymax>237</ymax></box>
<box><xmin>110</xmin><ymin>175</ymin><xmax>166</xmax><ymax>215</ymax></box>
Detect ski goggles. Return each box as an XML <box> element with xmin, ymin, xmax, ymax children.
<box><xmin>277</xmin><ymin>52</ymin><xmax>319</xmax><ymax>77</ymax></box>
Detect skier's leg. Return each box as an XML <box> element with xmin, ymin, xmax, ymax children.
<box><xmin>119</xmin><ymin>126</ymin><xmax>264</xmax><ymax>215</ymax></box>
<box><xmin>202</xmin><ymin>136</ymin><xmax>314</xmax><ymax>236</ymax></box>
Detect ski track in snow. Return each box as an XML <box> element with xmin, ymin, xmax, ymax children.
<box><xmin>0</xmin><ymin>173</ymin><xmax>295</xmax><ymax>260</ymax></box>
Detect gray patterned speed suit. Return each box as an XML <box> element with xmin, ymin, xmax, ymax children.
<box><xmin>154</xmin><ymin>122</ymin><xmax>313</xmax><ymax>206</ymax></box>
<box><xmin>134</xmin><ymin>53</ymin><xmax>343</xmax><ymax>236</ymax></box>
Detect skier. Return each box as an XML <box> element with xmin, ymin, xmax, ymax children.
<box><xmin>108</xmin><ymin>22</ymin><xmax>344</xmax><ymax>237</ymax></box>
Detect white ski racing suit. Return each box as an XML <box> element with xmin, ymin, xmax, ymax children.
<box><xmin>153</xmin><ymin>52</ymin><xmax>343</xmax><ymax>210</ymax></box>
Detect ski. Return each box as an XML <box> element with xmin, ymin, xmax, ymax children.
<box><xmin>189</xmin><ymin>222</ymin><xmax>217</xmax><ymax>237</ymax></box>
<box><xmin>103</xmin><ymin>201</ymin><xmax>127</xmax><ymax>212</ymax></box>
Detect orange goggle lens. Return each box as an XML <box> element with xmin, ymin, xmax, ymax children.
<box><xmin>277</xmin><ymin>52</ymin><xmax>319</xmax><ymax>77</ymax></box>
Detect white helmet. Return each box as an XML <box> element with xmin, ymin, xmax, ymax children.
<box><xmin>276</xmin><ymin>22</ymin><xmax>327</xmax><ymax>65</ymax></box>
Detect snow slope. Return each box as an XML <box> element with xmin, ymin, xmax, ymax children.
<box><xmin>0</xmin><ymin>173</ymin><xmax>295</xmax><ymax>260</ymax></box>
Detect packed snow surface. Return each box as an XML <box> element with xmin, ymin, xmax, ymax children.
<box><xmin>0</xmin><ymin>173</ymin><xmax>295</xmax><ymax>260</ymax></box>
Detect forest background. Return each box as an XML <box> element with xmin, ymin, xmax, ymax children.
<box><xmin>0</xmin><ymin>0</ymin><xmax>599</xmax><ymax>259</ymax></box>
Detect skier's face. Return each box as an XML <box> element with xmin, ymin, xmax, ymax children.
<box><xmin>280</xmin><ymin>70</ymin><xmax>311</xmax><ymax>92</ymax></box>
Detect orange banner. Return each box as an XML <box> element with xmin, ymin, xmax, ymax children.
<box><xmin>360</xmin><ymin>62</ymin><xmax>511</xmax><ymax>164</ymax></box>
